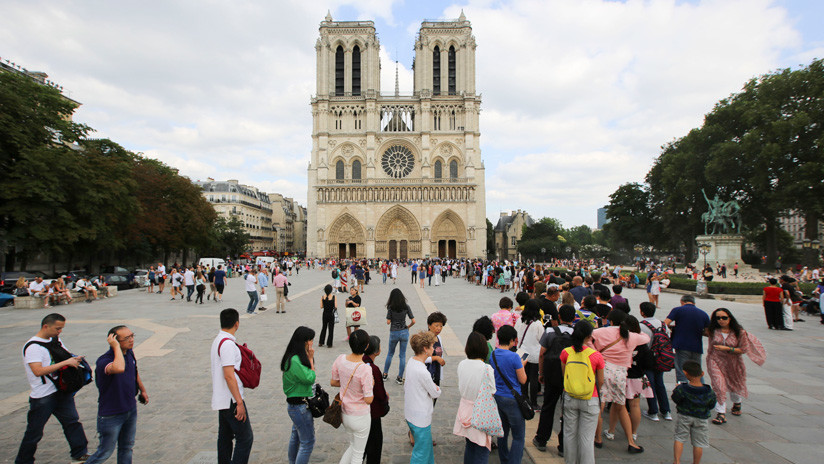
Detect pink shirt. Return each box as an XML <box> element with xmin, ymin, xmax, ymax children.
<box><xmin>272</xmin><ymin>274</ymin><xmax>288</xmax><ymax>288</ymax></box>
<box><xmin>589</xmin><ymin>327</ymin><xmax>650</xmax><ymax>368</ymax></box>
<box><xmin>330</xmin><ymin>355</ymin><xmax>374</xmax><ymax>416</ymax></box>
<box><xmin>491</xmin><ymin>309</ymin><xmax>521</xmax><ymax>347</ymax></box>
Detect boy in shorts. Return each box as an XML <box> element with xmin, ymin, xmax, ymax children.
<box><xmin>671</xmin><ymin>361</ymin><xmax>716</xmax><ymax>464</ymax></box>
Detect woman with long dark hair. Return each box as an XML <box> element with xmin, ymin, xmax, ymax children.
<box><xmin>593</xmin><ymin>310</ymin><xmax>649</xmax><ymax>453</ymax></box>
<box><xmin>281</xmin><ymin>326</ymin><xmax>317</xmax><ymax>464</ymax></box>
<box><xmin>562</xmin><ymin>320</ymin><xmax>604</xmax><ymax>464</ymax></box>
<box><xmin>383</xmin><ymin>288</ymin><xmax>416</xmax><ymax>384</ymax></box>
<box><xmin>623</xmin><ymin>315</ymin><xmax>654</xmax><ymax>443</ymax></box>
<box><xmin>319</xmin><ymin>285</ymin><xmax>337</xmax><ymax>348</ymax></box>
<box><xmin>705</xmin><ymin>308</ymin><xmax>766</xmax><ymax>425</ymax></box>
<box><xmin>514</xmin><ymin>299</ymin><xmax>543</xmax><ymax>407</ymax></box>
<box><xmin>331</xmin><ymin>330</ymin><xmax>375</xmax><ymax>464</ymax></box>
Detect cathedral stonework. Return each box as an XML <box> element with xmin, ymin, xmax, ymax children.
<box><xmin>307</xmin><ymin>12</ymin><xmax>486</xmax><ymax>259</ymax></box>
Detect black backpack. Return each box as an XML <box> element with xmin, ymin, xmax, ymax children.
<box><xmin>543</xmin><ymin>327</ymin><xmax>573</xmax><ymax>389</ymax></box>
<box><xmin>23</xmin><ymin>338</ymin><xmax>93</xmax><ymax>393</ymax></box>
<box><xmin>331</xmin><ymin>269</ymin><xmax>338</xmax><ymax>279</ymax></box>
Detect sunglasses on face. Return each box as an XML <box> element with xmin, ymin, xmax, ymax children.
<box><xmin>715</xmin><ymin>316</ymin><xmax>729</xmax><ymax>320</ymax></box>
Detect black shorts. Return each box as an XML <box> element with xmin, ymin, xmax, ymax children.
<box><xmin>215</xmin><ymin>283</ymin><xmax>225</xmax><ymax>294</ymax></box>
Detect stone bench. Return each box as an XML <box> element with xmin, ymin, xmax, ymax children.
<box><xmin>13</xmin><ymin>296</ymin><xmax>46</xmax><ymax>309</ymax></box>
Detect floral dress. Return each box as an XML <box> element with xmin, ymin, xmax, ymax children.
<box><xmin>706</xmin><ymin>330</ymin><xmax>766</xmax><ymax>402</ymax></box>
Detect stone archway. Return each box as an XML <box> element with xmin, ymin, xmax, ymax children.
<box><xmin>375</xmin><ymin>205</ymin><xmax>422</xmax><ymax>259</ymax></box>
<box><xmin>327</xmin><ymin>213</ymin><xmax>366</xmax><ymax>259</ymax></box>
<box><xmin>431</xmin><ymin>209</ymin><xmax>467</xmax><ymax>258</ymax></box>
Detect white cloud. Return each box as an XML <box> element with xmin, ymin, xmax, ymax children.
<box><xmin>0</xmin><ymin>0</ymin><xmax>818</xmax><ymax>231</ymax></box>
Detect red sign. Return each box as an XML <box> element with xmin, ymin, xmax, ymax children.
<box><xmin>351</xmin><ymin>311</ymin><xmax>361</xmax><ymax>322</ymax></box>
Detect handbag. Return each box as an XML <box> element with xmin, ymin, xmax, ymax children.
<box><xmin>491</xmin><ymin>351</ymin><xmax>535</xmax><ymax>420</ymax></box>
<box><xmin>345</xmin><ymin>306</ymin><xmax>367</xmax><ymax>327</ymax></box>
<box><xmin>470</xmin><ymin>369</ymin><xmax>505</xmax><ymax>437</ymax></box>
<box><xmin>334</xmin><ymin>309</ymin><xmax>340</xmax><ymax>324</ymax></box>
<box><xmin>322</xmin><ymin>363</ymin><xmax>362</xmax><ymax>428</ymax></box>
<box><xmin>259</xmin><ymin>293</ymin><xmax>268</xmax><ymax>302</ymax></box>
<box><xmin>306</xmin><ymin>383</ymin><xmax>330</xmax><ymax>418</ymax></box>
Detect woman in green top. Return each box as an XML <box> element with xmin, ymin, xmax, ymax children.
<box><xmin>281</xmin><ymin>326</ymin><xmax>317</xmax><ymax>464</ymax></box>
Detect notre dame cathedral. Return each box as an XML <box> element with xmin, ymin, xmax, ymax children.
<box><xmin>306</xmin><ymin>12</ymin><xmax>486</xmax><ymax>259</ymax></box>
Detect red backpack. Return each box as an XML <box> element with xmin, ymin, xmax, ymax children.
<box><xmin>218</xmin><ymin>339</ymin><xmax>262</xmax><ymax>389</ymax></box>
<box><xmin>641</xmin><ymin>320</ymin><xmax>675</xmax><ymax>372</ymax></box>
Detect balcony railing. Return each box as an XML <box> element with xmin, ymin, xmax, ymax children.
<box><xmin>317</xmin><ymin>177</ymin><xmax>470</xmax><ymax>185</ymax></box>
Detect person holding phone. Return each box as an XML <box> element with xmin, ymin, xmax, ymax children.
<box><xmin>514</xmin><ymin>301</ymin><xmax>543</xmax><ymax>408</ymax></box>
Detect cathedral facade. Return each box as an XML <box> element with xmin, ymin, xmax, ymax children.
<box><xmin>307</xmin><ymin>13</ymin><xmax>486</xmax><ymax>259</ymax></box>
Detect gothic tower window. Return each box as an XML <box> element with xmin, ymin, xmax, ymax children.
<box><xmin>352</xmin><ymin>160</ymin><xmax>362</xmax><ymax>180</ymax></box>
<box><xmin>449</xmin><ymin>160</ymin><xmax>458</xmax><ymax>179</ymax></box>
<box><xmin>336</xmin><ymin>160</ymin><xmax>344</xmax><ymax>180</ymax></box>
<box><xmin>448</xmin><ymin>46</ymin><xmax>456</xmax><ymax>95</ymax></box>
<box><xmin>335</xmin><ymin>46</ymin><xmax>344</xmax><ymax>96</ymax></box>
<box><xmin>433</xmin><ymin>46</ymin><xmax>441</xmax><ymax>95</ymax></box>
<box><xmin>352</xmin><ymin>45</ymin><xmax>361</xmax><ymax>96</ymax></box>
<box><xmin>434</xmin><ymin>160</ymin><xmax>442</xmax><ymax>179</ymax></box>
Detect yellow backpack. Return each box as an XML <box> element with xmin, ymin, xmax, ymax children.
<box><xmin>563</xmin><ymin>346</ymin><xmax>596</xmax><ymax>400</ymax></box>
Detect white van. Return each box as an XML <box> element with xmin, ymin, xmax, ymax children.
<box><xmin>198</xmin><ymin>258</ymin><xmax>226</xmax><ymax>269</ymax></box>
<box><xmin>255</xmin><ymin>256</ymin><xmax>275</xmax><ymax>267</ymax></box>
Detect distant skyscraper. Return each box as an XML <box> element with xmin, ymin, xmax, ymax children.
<box><xmin>597</xmin><ymin>207</ymin><xmax>608</xmax><ymax>229</ymax></box>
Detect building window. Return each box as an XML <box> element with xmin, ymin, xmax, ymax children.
<box><xmin>335</xmin><ymin>46</ymin><xmax>344</xmax><ymax>96</ymax></box>
<box><xmin>434</xmin><ymin>160</ymin><xmax>442</xmax><ymax>179</ymax></box>
<box><xmin>433</xmin><ymin>46</ymin><xmax>441</xmax><ymax>95</ymax></box>
<box><xmin>336</xmin><ymin>160</ymin><xmax>344</xmax><ymax>180</ymax></box>
<box><xmin>352</xmin><ymin>45</ymin><xmax>361</xmax><ymax>96</ymax></box>
<box><xmin>352</xmin><ymin>160</ymin><xmax>361</xmax><ymax>180</ymax></box>
<box><xmin>449</xmin><ymin>160</ymin><xmax>458</xmax><ymax>179</ymax></box>
<box><xmin>511</xmin><ymin>237</ymin><xmax>516</xmax><ymax>246</ymax></box>
<box><xmin>448</xmin><ymin>46</ymin><xmax>456</xmax><ymax>95</ymax></box>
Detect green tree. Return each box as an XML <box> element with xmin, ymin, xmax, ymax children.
<box><xmin>518</xmin><ymin>217</ymin><xmax>566</xmax><ymax>260</ymax></box>
<box><xmin>603</xmin><ymin>182</ymin><xmax>659</xmax><ymax>250</ymax></box>
<box><xmin>486</xmin><ymin>218</ymin><xmax>495</xmax><ymax>258</ymax></box>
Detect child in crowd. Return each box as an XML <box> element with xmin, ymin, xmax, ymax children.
<box><xmin>672</xmin><ymin>361</ymin><xmax>716</xmax><ymax>464</ymax></box>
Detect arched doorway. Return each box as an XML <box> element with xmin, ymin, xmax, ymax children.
<box><xmin>326</xmin><ymin>213</ymin><xmax>366</xmax><ymax>259</ymax></box>
<box><xmin>375</xmin><ymin>205</ymin><xmax>422</xmax><ymax>259</ymax></box>
<box><xmin>431</xmin><ymin>209</ymin><xmax>467</xmax><ymax>258</ymax></box>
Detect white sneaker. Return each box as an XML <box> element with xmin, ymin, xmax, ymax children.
<box><xmin>663</xmin><ymin>412</ymin><xmax>673</xmax><ymax>421</ymax></box>
<box><xmin>642</xmin><ymin>411</ymin><xmax>660</xmax><ymax>422</ymax></box>
<box><xmin>603</xmin><ymin>431</ymin><xmax>615</xmax><ymax>440</ymax></box>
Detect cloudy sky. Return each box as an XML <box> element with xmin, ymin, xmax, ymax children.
<box><xmin>2</xmin><ymin>0</ymin><xmax>822</xmax><ymax>228</ymax></box>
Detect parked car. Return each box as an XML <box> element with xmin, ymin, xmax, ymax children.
<box><xmin>98</xmin><ymin>274</ymin><xmax>132</xmax><ymax>291</ymax></box>
<box><xmin>133</xmin><ymin>269</ymin><xmax>150</xmax><ymax>287</ymax></box>
<box><xmin>0</xmin><ymin>271</ymin><xmax>40</xmax><ymax>294</ymax></box>
<box><xmin>99</xmin><ymin>266</ymin><xmax>129</xmax><ymax>276</ymax></box>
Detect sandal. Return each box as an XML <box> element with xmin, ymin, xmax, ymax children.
<box><xmin>731</xmin><ymin>403</ymin><xmax>742</xmax><ymax>416</ymax></box>
<box><xmin>712</xmin><ymin>413</ymin><xmax>726</xmax><ymax>424</ymax></box>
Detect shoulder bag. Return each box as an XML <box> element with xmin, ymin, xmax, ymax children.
<box><xmin>491</xmin><ymin>350</ymin><xmax>535</xmax><ymax>420</ymax></box>
<box><xmin>323</xmin><ymin>363</ymin><xmax>362</xmax><ymax>428</ymax></box>
<box><xmin>470</xmin><ymin>368</ymin><xmax>505</xmax><ymax>437</ymax></box>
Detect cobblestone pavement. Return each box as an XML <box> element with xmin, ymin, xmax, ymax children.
<box><xmin>1</xmin><ymin>267</ymin><xmax>822</xmax><ymax>464</ymax></box>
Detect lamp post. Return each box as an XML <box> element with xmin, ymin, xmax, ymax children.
<box><xmin>698</xmin><ymin>243</ymin><xmax>712</xmax><ymax>270</ymax></box>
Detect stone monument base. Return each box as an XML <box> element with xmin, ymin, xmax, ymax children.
<box><xmin>693</xmin><ymin>234</ymin><xmax>756</xmax><ymax>275</ymax></box>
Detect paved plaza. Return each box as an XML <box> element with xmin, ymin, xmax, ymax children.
<box><xmin>1</xmin><ymin>266</ymin><xmax>823</xmax><ymax>464</ymax></box>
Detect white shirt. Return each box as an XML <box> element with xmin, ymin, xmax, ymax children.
<box><xmin>157</xmin><ymin>265</ymin><xmax>166</xmax><ymax>276</ymax></box>
<box><xmin>404</xmin><ymin>358</ymin><xmax>441</xmax><ymax>427</ymax></box>
<box><xmin>514</xmin><ymin>319</ymin><xmax>543</xmax><ymax>364</ymax></box>
<box><xmin>75</xmin><ymin>279</ymin><xmax>89</xmax><ymax>289</ymax></box>
<box><xmin>244</xmin><ymin>274</ymin><xmax>257</xmax><ymax>292</ymax></box>
<box><xmin>183</xmin><ymin>270</ymin><xmax>195</xmax><ymax>286</ymax></box>
<box><xmin>457</xmin><ymin>359</ymin><xmax>495</xmax><ymax>402</ymax></box>
<box><xmin>211</xmin><ymin>331</ymin><xmax>243</xmax><ymax>410</ymax></box>
<box><xmin>23</xmin><ymin>336</ymin><xmax>61</xmax><ymax>398</ymax></box>
<box><xmin>28</xmin><ymin>281</ymin><xmax>46</xmax><ymax>294</ymax></box>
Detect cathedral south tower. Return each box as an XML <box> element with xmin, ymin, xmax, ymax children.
<box><xmin>307</xmin><ymin>12</ymin><xmax>486</xmax><ymax>259</ymax></box>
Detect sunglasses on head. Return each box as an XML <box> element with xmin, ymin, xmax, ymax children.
<box><xmin>715</xmin><ymin>315</ymin><xmax>729</xmax><ymax>320</ymax></box>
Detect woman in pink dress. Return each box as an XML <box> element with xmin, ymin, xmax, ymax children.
<box><xmin>705</xmin><ymin>308</ymin><xmax>766</xmax><ymax>425</ymax></box>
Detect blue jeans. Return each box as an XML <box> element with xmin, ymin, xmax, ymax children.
<box><xmin>186</xmin><ymin>285</ymin><xmax>195</xmax><ymax>300</ymax></box>
<box><xmin>494</xmin><ymin>395</ymin><xmax>525</xmax><ymax>464</ymax></box>
<box><xmin>383</xmin><ymin>328</ymin><xmax>409</xmax><ymax>378</ymax></box>
<box><xmin>246</xmin><ymin>291</ymin><xmax>258</xmax><ymax>314</ymax></box>
<box><xmin>407</xmin><ymin>421</ymin><xmax>434</xmax><ymax>464</ymax></box>
<box><xmin>464</xmin><ymin>437</ymin><xmax>489</xmax><ymax>464</ymax></box>
<box><xmin>382</xmin><ymin>273</ymin><xmax>387</xmax><ymax>284</ymax></box>
<box><xmin>15</xmin><ymin>391</ymin><xmax>88</xmax><ymax>463</ymax></box>
<box><xmin>674</xmin><ymin>349</ymin><xmax>703</xmax><ymax>384</ymax></box>
<box><xmin>217</xmin><ymin>401</ymin><xmax>253</xmax><ymax>464</ymax></box>
<box><xmin>85</xmin><ymin>409</ymin><xmax>137</xmax><ymax>464</ymax></box>
<box><xmin>645</xmin><ymin>369</ymin><xmax>671</xmax><ymax>415</ymax></box>
<box><xmin>287</xmin><ymin>404</ymin><xmax>314</xmax><ymax>464</ymax></box>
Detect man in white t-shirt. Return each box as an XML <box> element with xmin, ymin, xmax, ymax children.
<box><xmin>156</xmin><ymin>263</ymin><xmax>166</xmax><ymax>294</ymax></box>
<box><xmin>244</xmin><ymin>270</ymin><xmax>259</xmax><ymax>315</ymax></box>
<box><xmin>184</xmin><ymin>267</ymin><xmax>196</xmax><ymax>302</ymax></box>
<box><xmin>74</xmin><ymin>277</ymin><xmax>98</xmax><ymax>303</ymax></box>
<box><xmin>211</xmin><ymin>308</ymin><xmax>253</xmax><ymax>463</ymax></box>
<box><xmin>28</xmin><ymin>277</ymin><xmax>50</xmax><ymax>307</ymax></box>
<box><xmin>16</xmin><ymin>313</ymin><xmax>89</xmax><ymax>463</ymax></box>
<box><xmin>639</xmin><ymin>301</ymin><xmax>672</xmax><ymax>422</ymax></box>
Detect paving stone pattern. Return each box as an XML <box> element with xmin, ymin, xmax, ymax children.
<box><xmin>0</xmin><ymin>267</ymin><xmax>821</xmax><ymax>463</ymax></box>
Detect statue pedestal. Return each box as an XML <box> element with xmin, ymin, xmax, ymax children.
<box><xmin>694</xmin><ymin>235</ymin><xmax>749</xmax><ymax>269</ymax></box>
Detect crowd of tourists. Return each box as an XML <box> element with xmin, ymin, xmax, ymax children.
<box><xmin>22</xmin><ymin>256</ymin><xmax>824</xmax><ymax>464</ymax></box>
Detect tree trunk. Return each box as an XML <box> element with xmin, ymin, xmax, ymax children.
<box><xmin>182</xmin><ymin>248</ymin><xmax>189</xmax><ymax>268</ymax></box>
<box><xmin>804</xmin><ymin>212</ymin><xmax>820</xmax><ymax>241</ymax></box>
<box><xmin>765</xmin><ymin>219</ymin><xmax>778</xmax><ymax>267</ymax></box>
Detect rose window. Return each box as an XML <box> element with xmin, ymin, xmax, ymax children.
<box><xmin>381</xmin><ymin>145</ymin><xmax>415</xmax><ymax>178</ymax></box>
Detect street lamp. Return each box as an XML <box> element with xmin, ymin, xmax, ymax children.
<box><xmin>698</xmin><ymin>243</ymin><xmax>712</xmax><ymax>270</ymax></box>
